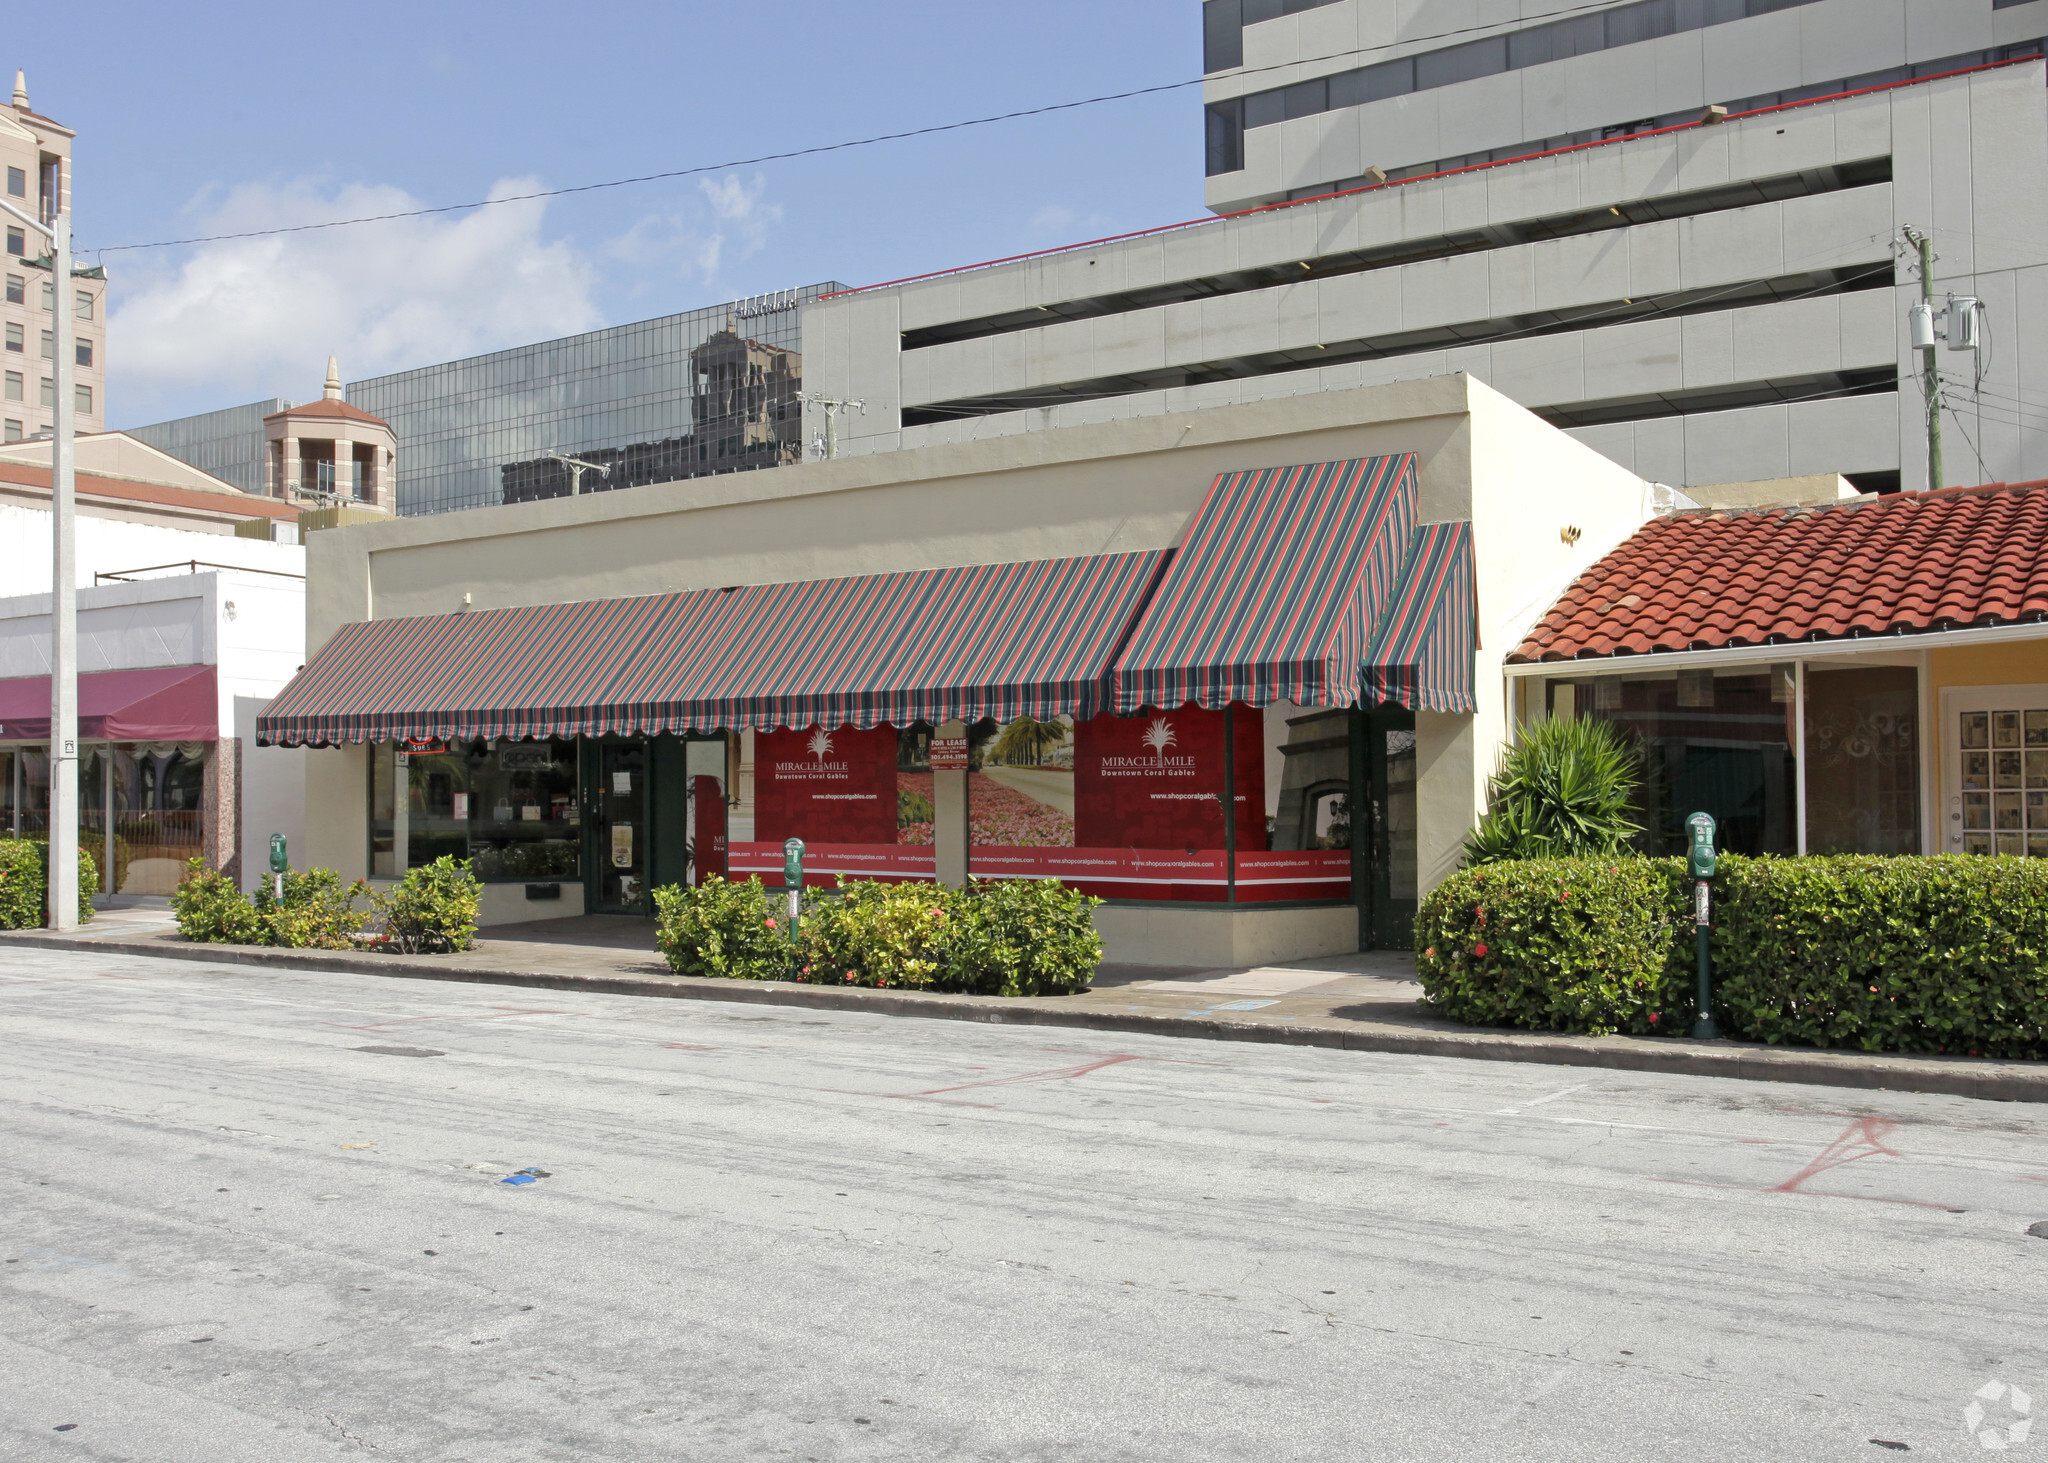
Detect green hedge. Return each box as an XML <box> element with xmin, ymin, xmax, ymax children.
<box><xmin>653</xmin><ymin>875</ymin><xmax>1102</xmax><ymax>996</ymax></box>
<box><xmin>0</xmin><ymin>837</ymin><xmax>99</xmax><ymax>928</ymax></box>
<box><xmin>172</xmin><ymin>859</ymin><xmax>371</xmax><ymax>950</ymax></box>
<box><xmin>1417</xmin><ymin>855</ymin><xmax>2048</xmax><ymax>1057</ymax></box>
<box><xmin>1416</xmin><ymin>857</ymin><xmax>1692</xmax><ymax>1037</ymax></box>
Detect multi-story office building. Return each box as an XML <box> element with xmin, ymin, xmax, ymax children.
<box><xmin>137</xmin><ymin>286</ymin><xmax>842</xmax><ymax>517</ymax></box>
<box><xmin>128</xmin><ymin>400</ymin><xmax>290</xmax><ymax>497</ymax></box>
<box><xmin>1</xmin><ymin>70</ymin><xmax>105</xmax><ymax>445</ymax></box>
<box><xmin>802</xmin><ymin>4</ymin><xmax>2048</xmax><ymax>493</ymax></box>
<box><xmin>352</xmin><ymin>284</ymin><xmax>841</xmax><ymax>515</ymax></box>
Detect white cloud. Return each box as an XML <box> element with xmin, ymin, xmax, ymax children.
<box><xmin>109</xmin><ymin>176</ymin><xmax>602</xmax><ymax>420</ymax></box>
<box><xmin>603</xmin><ymin>172</ymin><xmax>781</xmax><ymax>299</ymax></box>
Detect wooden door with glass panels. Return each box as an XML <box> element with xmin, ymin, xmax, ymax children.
<box><xmin>1946</xmin><ymin>687</ymin><xmax>2048</xmax><ymax>857</ymax></box>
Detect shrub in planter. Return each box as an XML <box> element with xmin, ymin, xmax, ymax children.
<box><xmin>0</xmin><ymin>837</ymin><xmax>98</xmax><ymax>928</ymax></box>
<box><xmin>794</xmin><ymin>879</ymin><xmax>953</xmax><ymax>990</ymax></box>
<box><xmin>256</xmin><ymin>866</ymin><xmax>371</xmax><ymax>950</ymax></box>
<box><xmin>1712</xmin><ymin>854</ymin><xmax>2048</xmax><ymax>1059</ymax></box>
<box><xmin>949</xmin><ymin>877</ymin><xmax>1101</xmax><ymax>996</ymax></box>
<box><xmin>1416</xmin><ymin>857</ymin><xmax>1690</xmax><ymax>1036</ymax></box>
<box><xmin>375</xmin><ymin>856</ymin><xmax>481</xmax><ymax>954</ymax></box>
<box><xmin>170</xmin><ymin>858</ymin><xmax>264</xmax><ymax>943</ymax></box>
<box><xmin>653</xmin><ymin>875</ymin><xmax>790</xmax><ymax>980</ymax></box>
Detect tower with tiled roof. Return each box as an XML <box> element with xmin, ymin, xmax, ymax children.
<box><xmin>262</xmin><ymin>356</ymin><xmax>397</xmax><ymax>510</ymax></box>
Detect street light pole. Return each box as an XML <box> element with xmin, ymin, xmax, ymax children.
<box><xmin>1</xmin><ymin>193</ymin><xmax>78</xmax><ymax>926</ymax></box>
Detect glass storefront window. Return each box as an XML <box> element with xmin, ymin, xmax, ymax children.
<box><xmin>1558</xmin><ymin>671</ymin><xmax>1797</xmax><ymax>856</ymax></box>
<box><xmin>1240</xmin><ymin>701</ymin><xmax>1354</xmax><ymax>903</ymax></box>
<box><xmin>20</xmin><ymin>746</ymin><xmax>48</xmax><ymax>835</ymax></box>
<box><xmin>368</xmin><ymin>739</ymin><xmax>581</xmax><ymax>882</ymax></box>
<box><xmin>730</xmin><ymin>725</ymin><xmax>936</xmax><ymax>884</ymax></box>
<box><xmin>111</xmin><ymin>744</ymin><xmax>206</xmax><ymax>894</ymax></box>
<box><xmin>1805</xmin><ymin>666</ymin><xmax>1918</xmax><ymax>854</ymax></box>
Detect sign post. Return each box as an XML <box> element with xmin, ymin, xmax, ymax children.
<box><xmin>269</xmin><ymin>832</ymin><xmax>289</xmax><ymax>903</ymax></box>
<box><xmin>782</xmin><ymin>837</ymin><xmax>804</xmax><ymax>939</ymax></box>
<box><xmin>1686</xmin><ymin>812</ymin><xmax>1719</xmax><ymax>1040</ymax></box>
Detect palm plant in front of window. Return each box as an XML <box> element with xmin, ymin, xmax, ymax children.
<box><xmin>1463</xmin><ymin>716</ymin><xmax>1643</xmax><ymax>865</ymax></box>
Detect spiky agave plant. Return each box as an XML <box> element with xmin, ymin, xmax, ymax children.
<box><xmin>1463</xmin><ymin>716</ymin><xmax>1643</xmax><ymax>866</ymax></box>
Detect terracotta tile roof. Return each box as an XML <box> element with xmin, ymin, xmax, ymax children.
<box><xmin>0</xmin><ymin>461</ymin><xmax>300</xmax><ymax>521</ymax></box>
<box><xmin>1512</xmin><ymin>481</ymin><xmax>2048</xmax><ymax>663</ymax></box>
<box><xmin>265</xmin><ymin>397</ymin><xmax>390</xmax><ymax>428</ymax></box>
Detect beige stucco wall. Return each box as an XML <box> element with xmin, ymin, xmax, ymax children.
<box><xmin>303</xmin><ymin>375</ymin><xmax>1480</xmax><ymax>653</ymax></box>
<box><xmin>1425</xmin><ymin>379</ymin><xmax>1657</xmax><ymax>891</ymax></box>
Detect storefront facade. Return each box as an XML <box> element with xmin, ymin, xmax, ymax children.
<box><xmin>0</xmin><ymin>569</ymin><xmax>307</xmax><ymax>895</ymax></box>
<box><xmin>264</xmin><ymin>376</ymin><xmax>1654</xmax><ymax>963</ymax></box>
<box><xmin>1509</xmin><ymin>481</ymin><xmax>2048</xmax><ymax>862</ymax></box>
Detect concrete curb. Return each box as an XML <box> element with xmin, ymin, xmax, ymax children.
<box><xmin>8</xmin><ymin>928</ymin><xmax>2045</xmax><ymax>1103</ymax></box>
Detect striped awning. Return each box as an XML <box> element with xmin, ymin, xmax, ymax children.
<box><xmin>1109</xmin><ymin>455</ymin><xmax>1415</xmax><ymax>714</ymax></box>
<box><xmin>257</xmin><ymin>550</ymin><xmax>1169</xmax><ymax>746</ymax></box>
<box><xmin>609</xmin><ymin>549</ymin><xmax>1169</xmax><ymax>732</ymax></box>
<box><xmin>256</xmin><ymin>592</ymin><xmax>703</xmax><ymax>747</ymax></box>
<box><xmin>1362</xmin><ymin>521</ymin><xmax>1478</xmax><ymax>714</ymax></box>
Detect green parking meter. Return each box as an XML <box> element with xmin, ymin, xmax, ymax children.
<box><xmin>781</xmin><ymin>837</ymin><xmax>804</xmax><ymax>939</ymax></box>
<box><xmin>1686</xmin><ymin>812</ymin><xmax>1719</xmax><ymax>1039</ymax></box>
<box><xmin>269</xmin><ymin>833</ymin><xmax>288</xmax><ymax>903</ymax></box>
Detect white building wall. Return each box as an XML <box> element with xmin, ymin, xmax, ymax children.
<box><xmin>0</xmin><ymin>568</ymin><xmax>307</xmax><ymax>895</ymax></box>
<box><xmin>0</xmin><ymin>501</ymin><xmax>306</xmax><ymax>592</ymax></box>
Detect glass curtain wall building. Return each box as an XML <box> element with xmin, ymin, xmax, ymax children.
<box><xmin>348</xmin><ymin>283</ymin><xmax>844</xmax><ymax>517</ymax></box>
<box><xmin>127</xmin><ymin>399</ymin><xmax>291</xmax><ymax>497</ymax></box>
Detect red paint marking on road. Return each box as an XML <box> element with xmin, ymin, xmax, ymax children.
<box><xmin>1311</xmin><ymin>1099</ymin><xmax>1333</xmax><ymax>1105</ymax></box>
<box><xmin>1649</xmin><ymin>1118</ymin><xmax>1962</xmax><ymax>1212</ymax></box>
<box><xmin>662</xmin><ymin>1044</ymin><xmax>720</xmax><ymax>1051</ymax></box>
<box><xmin>323</xmin><ymin>1006</ymin><xmax>567</xmax><ymax>1032</ymax></box>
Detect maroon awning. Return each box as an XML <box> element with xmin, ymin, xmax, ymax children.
<box><xmin>0</xmin><ymin>665</ymin><xmax>218</xmax><ymax>742</ymax></box>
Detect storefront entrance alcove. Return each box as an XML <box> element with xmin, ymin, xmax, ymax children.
<box><xmin>582</xmin><ymin>734</ymin><xmax>729</xmax><ymax>915</ymax></box>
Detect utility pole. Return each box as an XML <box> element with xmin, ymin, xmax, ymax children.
<box><xmin>0</xmin><ymin>182</ymin><xmax>77</xmax><ymax>925</ymax></box>
<box><xmin>545</xmin><ymin>451</ymin><xmax>612</xmax><ymax>497</ymax></box>
<box><xmin>1902</xmin><ymin>225</ymin><xmax>1942</xmax><ymax>493</ymax></box>
<box><xmin>796</xmin><ymin>392</ymin><xmax>865</xmax><ymax>461</ymax></box>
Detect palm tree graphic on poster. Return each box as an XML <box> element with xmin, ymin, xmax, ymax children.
<box><xmin>808</xmin><ymin>729</ymin><xmax>834</xmax><ymax>764</ymax></box>
<box><xmin>1142</xmin><ymin>718</ymin><xmax>1176</xmax><ymax>765</ymax></box>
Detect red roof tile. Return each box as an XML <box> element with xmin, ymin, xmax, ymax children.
<box><xmin>265</xmin><ymin>398</ymin><xmax>390</xmax><ymax>428</ymax></box>
<box><xmin>0</xmin><ymin>461</ymin><xmax>300</xmax><ymax>521</ymax></box>
<box><xmin>1512</xmin><ymin>481</ymin><xmax>2048</xmax><ymax>662</ymax></box>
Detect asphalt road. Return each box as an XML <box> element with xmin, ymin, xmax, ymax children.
<box><xmin>3</xmin><ymin>945</ymin><xmax>2045</xmax><ymax>1462</ymax></box>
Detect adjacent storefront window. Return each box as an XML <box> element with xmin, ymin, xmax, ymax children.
<box><xmin>1246</xmin><ymin>702</ymin><xmax>1356</xmax><ymax>902</ymax></box>
<box><xmin>1958</xmin><ymin>704</ymin><xmax>2048</xmax><ymax>857</ymax></box>
<box><xmin>1805</xmin><ymin>666</ymin><xmax>1919</xmax><ymax>855</ymax></box>
<box><xmin>1555</xmin><ymin>664</ymin><xmax>1921</xmax><ymax>857</ymax></box>
<box><xmin>1557</xmin><ymin>671</ymin><xmax>1798</xmax><ymax>856</ymax></box>
<box><xmin>367</xmin><ymin>739</ymin><xmax>581</xmax><ymax>881</ymax></box>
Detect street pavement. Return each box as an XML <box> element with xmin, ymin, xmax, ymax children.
<box><xmin>3</xmin><ymin>944</ymin><xmax>2045</xmax><ymax>1462</ymax></box>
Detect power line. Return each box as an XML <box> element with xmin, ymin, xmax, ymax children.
<box><xmin>85</xmin><ymin>0</ymin><xmax>1647</xmax><ymax>256</ymax></box>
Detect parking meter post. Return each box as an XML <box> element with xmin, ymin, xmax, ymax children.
<box><xmin>1686</xmin><ymin>812</ymin><xmax>1720</xmax><ymax>1040</ymax></box>
<box><xmin>782</xmin><ymin>838</ymin><xmax>804</xmax><ymax>941</ymax></box>
<box><xmin>269</xmin><ymin>833</ymin><xmax>288</xmax><ymax>904</ymax></box>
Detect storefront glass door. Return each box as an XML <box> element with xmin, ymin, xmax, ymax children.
<box><xmin>588</xmin><ymin>740</ymin><xmax>649</xmax><ymax>912</ymax></box>
<box><xmin>1353</xmin><ymin>706</ymin><xmax>1418</xmax><ymax>949</ymax></box>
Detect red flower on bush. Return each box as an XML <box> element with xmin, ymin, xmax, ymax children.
<box><xmin>1473</xmin><ymin>942</ymin><xmax>1489</xmax><ymax>958</ymax></box>
<box><xmin>1648</xmin><ymin>1012</ymin><xmax>1659</xmax><ymax>1024</ymax></box>
<box><xmin>1423</xmin><ymin>946</ymin><xmax>1436</xmax><ymax>959</ymax></box>
<box><xmin>765</xmin><ymin>917</ymin><xmax>778</xmax><ymax>930</ymax></box>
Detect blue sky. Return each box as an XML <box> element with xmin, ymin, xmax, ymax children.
<box><xmin>4</xmin><ymin>1</ymin><xmax>1201</xmax><ymax>426</ymax></box>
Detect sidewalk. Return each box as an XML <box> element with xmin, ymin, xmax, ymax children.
<box><xmin>6</xmin><ymin>911</ymin><xmax>2043</xmax><ymax>1103</ymax></box>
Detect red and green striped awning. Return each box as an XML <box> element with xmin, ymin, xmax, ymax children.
<box><xmin>1110</xmin><ymin>455</ymin><xmax>1416</xmax><ymax>714</ymax></box>
<box><xmin>605</xmin><ymin>549</ymin><xmax>1169</xmax><ymax>733</ymax></box>
<box><xmin>256</xmin><ymin>550</ymin><xmax>1168</xmax><ymax>746</ymax></box>
<box><xmin>254</xmin><ymin>591</ymin><xmax>707</xmax><ymax>747</ymax></box>
<box><xmin>1362</xmin><ymin>521</ymin><xmax>1478</xmax><ymax>714</ymax></box>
